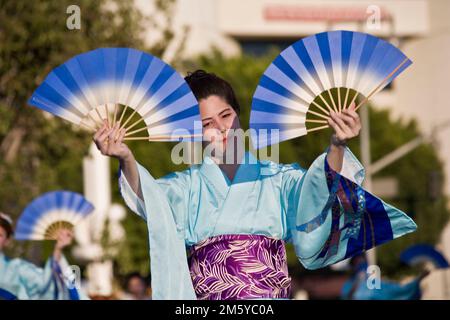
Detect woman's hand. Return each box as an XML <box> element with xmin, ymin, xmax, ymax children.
<box><xmin>93</xmin><ymin>120</ymin><xmax>131</xmax><ymax>161</ymax></box>
<box><xmin>93</xmin><ymin>120</ymin><xmax>142</xmax><ymax>200</ymax></box>
<box><xmin>327</xmin><ymin>103</ymin><xmax>362</xmax><ymax>145</ymax></box>
<box><xmin>55</xmin><ymin>228</ymin><xmax>74</xmax><ymax>250</ymax></box>
<box><xmin>326</xmin><ymin>103</ymin><xmax>362</xmax><ymax>173</ymax></box>
<box><xmin>53</xmin><ymin>228</ymin><xmax>74</xmax><ymax>261</ymax></box>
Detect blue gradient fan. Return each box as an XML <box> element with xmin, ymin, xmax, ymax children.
<box><xmin>28</xmin><ymin>48</ymin><xmax>202</xmax><ymax>142</ymax></box>
<box><xmin>250</xmin><ymin>30</ymin><xmax>412</xmax><ymax>149</ymax></box>
<box><xmin>15</xmin><ymin>191</ymin><xmax>94</xmax><ymax>241</ymax></box>
<box><xmin>400</xmin><ymin>244</ymin><xmax>449</xmax><ymax>269</ymax></box>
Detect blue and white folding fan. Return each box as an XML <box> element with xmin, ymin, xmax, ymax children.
<box><xmin>400</xmin><ymin>244</ymin><xmax>449</xmax><ymax>269</ymax></box>
<box><xmin>15</xmin><ymin>191</ymin><xmax>94</xmax><ymax>241</ymax></box>
<box><xmin>249</xmin><ymin>30</ymin><xmax>412</xmax><ymax>149</ymax></box>
<box><xmin>28</xmin><ymin>48</ymin><xmax>202</xmax><ymax>142</ymax></box>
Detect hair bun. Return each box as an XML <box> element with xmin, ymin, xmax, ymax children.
<box><xmin>185</xmin><ymin>69</ymin><xmax>216</xmax><ymax>81</ymax></box>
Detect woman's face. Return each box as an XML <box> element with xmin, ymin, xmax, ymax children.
<box><xmin>0</xmin><ymin>226</ymin><xmax>10</xmax><ymax>251</ymax></box>
<box><xmin>199</xmin><ymin>95</ymin><xmax>240</xmax><ymax>158</ymax></box>
<box><xmin>127</xmin><ymin>277</ymin><xmax>147</xmax><ymax>297</ymax></box>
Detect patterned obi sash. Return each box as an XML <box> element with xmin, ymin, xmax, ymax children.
<box><xmin>188</xmin><ymin>234</ymin><xmax>291</xmax><ymax>300</ymax></box>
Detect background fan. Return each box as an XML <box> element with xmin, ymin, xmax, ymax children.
<box><xmin>28</xmin><ymin>48</ymin><xmax>202</xmax><ymax>142</ymax></box>
<box><xmin>14</xmin><ymin>191</ymin><xmax>94</xmax><ymax>241</ymax></box>
<box><xmin>249</xmin><ymin>30</ymin><xmax>412</xmax><ymax>149</ymax></box>
<box><xmin>400</xmin><ymin>244</ymin><xmax>449</xmax><ymax>269</ymax></box>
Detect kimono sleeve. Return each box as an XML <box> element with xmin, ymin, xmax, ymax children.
<box><xmin>118</xmin><ymin>161</ymin><xmax>189</xmax><ymax>235</ymax></box>
<box><xmin>118</xmin><ymin>165</ymin><xmax>147</xmax><ymax>220</ymax></box>
<box><xmin>282</xmin><ymin>147</ymin><xmax>417</xmax><ymax>270</ymax></box>
<box><xmin>15</xmin><ymin>257</ymin><xmax>57</xmax><ymax>300</ymax></box>
<box><xmin>118</xmin><ymin>161</ymin><xmax>196</xmax><ymax>299</ymax></box>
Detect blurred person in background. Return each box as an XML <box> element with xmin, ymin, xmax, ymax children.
<box><xmin>341</xmin><ymin>254</ymin><xmax>429</xmax><ymax>300</ymax></box>
<box><xmin>120</xmin><ymin>272</ymin><xmax>151</xmax><ymax>300</ymax></box>
<box><xmin>0</xmin><ymin>212</ymin><xmax>87</xmax><ymax>300</ymax></box>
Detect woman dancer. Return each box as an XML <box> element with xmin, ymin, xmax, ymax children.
<box><xmin>0</xmin><ymin>212</ymin><xmax>82</xmax><ymax>300</ymax></box>
<box><xmin>93</xmin><ymin>70</ymin><xmax>416</xmax><ymax>300</ymax></box>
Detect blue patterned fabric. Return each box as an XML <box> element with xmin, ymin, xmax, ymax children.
<box><xmin>290</xmin><ymin>151</ymin><xmax>417</xmax><ymax>269</ymax></box>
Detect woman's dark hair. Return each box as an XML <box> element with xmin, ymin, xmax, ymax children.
<box><xmin>0</xmin><ymin>214</ymin><xmax>13</xmax><ymax>238</ymax></box>
<box><xmin>184</xmin><ymin>70</ymin><xmax>241</xmax><ymax>116</ymax></box>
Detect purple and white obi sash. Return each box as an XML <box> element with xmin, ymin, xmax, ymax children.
<box><xmin>188</xmin><ymin>234</ymin><xmax>291</xmax><ymax>300</ymax></box>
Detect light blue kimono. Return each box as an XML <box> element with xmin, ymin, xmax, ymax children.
<box><xmin>119</xmin><ymin>147</ymin><xmax>417</xmax><ymax>300</ymax></box>
<box><xmin>0</xmin><ymin>252</ymin><xmax>86</xmax><ymax>300</ymax></box>
<box><xmin>0</xmin><ymin>252</ymin><xmax>56</xmax><ymax>300</ymax></box>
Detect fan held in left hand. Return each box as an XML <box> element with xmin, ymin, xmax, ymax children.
<box><xmin>28</xmin><ymin>48</ymin><xmax>202</xmax><ymax>142</ymax></box>
<box><xmin>249</xmin><ymin>30</ymin><xmax>412</xmax><ymax>149</ymax></box>
<box><xmin>14</xmin><ymin>191</ymin><xmax>94</xmax><ymax>241</ymax></box>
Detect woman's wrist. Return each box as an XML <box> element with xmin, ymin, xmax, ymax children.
<box><xmin>119</xmin><ymin>151</ymin><xmax>134</xmax><ymax>165</ymax></box>
<box><xmin>53</xmin><ymin>247</ymin><xmax>62</xmax><ymax>261</ymax></box>
<box><xmin>330</xmin><ymin>133</ymin><xmax>347</xmax><ymax>147</ymax></box>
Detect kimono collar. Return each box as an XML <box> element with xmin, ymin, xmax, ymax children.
<box><xmin>199</xmin><ymin>151</ymin><xmax>260</xmax><ymax>197</ymax></box>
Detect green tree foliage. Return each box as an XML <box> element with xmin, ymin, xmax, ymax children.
<box><xmin>0</xmin><ymin>0</ymin><xmax>173</xmax><ymax>267</ymax></box>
